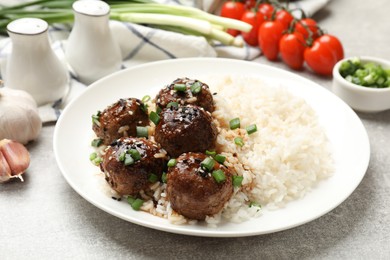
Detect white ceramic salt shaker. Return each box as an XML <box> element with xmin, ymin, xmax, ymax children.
<box><xmin>5</xmin><ymin>18</ymin><xmax>69</xmax><ymax>106</ymax></box>
<box><xmin>65</xmin><ymin>0</ymin><xmax>122</xmax><ymax>85</ymax></box>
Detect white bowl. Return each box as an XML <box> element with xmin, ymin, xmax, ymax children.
<box><xmin>332</xmin><ymin>56</ymin><xmax>390</xmax><ymax>113</ymax></box>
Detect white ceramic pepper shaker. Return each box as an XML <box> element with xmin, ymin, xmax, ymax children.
<box><xmin>65</xmin><ymin>0</ymin><xmax>122</xmax><ymax>85</ymax></box>
<box><xmin>5</xmin><ymin>18</ymin><xmax>69</xmax><ymax>106</ymax></box>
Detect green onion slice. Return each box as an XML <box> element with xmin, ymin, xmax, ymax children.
<box><xmin>127</xmin><ymin>196</ymin><xmax>135</xmax><ymax>205</ymax></box>
<box><xmin>215</xmin><ymin>154</ymin><xmax>226</xmax><ymax>164</ymax></box>
<box><xmin>124</xmin><ymin>154</ymin><xmax>134</xmax><ymax>166</ymax></box>
<box><xmin>201</xmin><ymin>157</ymin><xmax>215</xmax><ymax>172</ymax></box>
<box><xmin>149</xmin><ymin>111</ymin><xmax>160</xmax><ymax>125</ymax></box>
<box><xmin>167</xmin><ymin>102</ymin><xmax>179</xmax><ymax>108</ymax></box>
<box><xmin>249</xmin><ymin>201</ymin><xmax>261</xmax><ymax>208</ymax></box>
<box><xmin>229</xmin><ymin>118</ymin><xmax>240</xmax><ymax>130</ymax></box>
<box><xmin>161</xmin><ymin>172</ymin><xmax>167</xmax><ymax>183</ymax></box>
<box><xmin>91</xmin><ymin>138</ymin><xmax>103</xmax><ymax>147</ymax></box>
<box><xmin>232</xmin><ymin>175</ymin><xmax>243</xmax><ymax>187</ymax></box>
<box><xmin>142</xmin><ymin>95</ymin><xmax>151</xmax><ymax>102</ymax></box>
<box><xmin>205</xmin><ymin>150</ymin><xmax>216</xmax><ymax>156</ymax></box>
<box><xmin>89</xmin><ymin>152</ymin><xmax>98</xmax><ymax>161</ymax></box>
<box><xmin>148</xmin><ymin>173</ymin><xmax>158</xmax><ymax>183</ymax></box>
<box><xmin>173</xmin><ymin>83</ymin><xmax>187</xmax><ymax>91</ymax></box>
<box><xmin>212</xmin><ymin>169</ymin><xmax>226</xmax><ymax>183</ymax></box>
<box><xmin>246</xmin><ymin>124</ymin><xmax>257</xmax><ymax>135</ymax></box>
<box><xmin>136</xmin><ymin>126</ymin><xmax>148</xmax><ymax>138</ymax></box>
<box><xmin>118</xmin><ymin>152</ymin><xmax>126</xmax><ymax>162</ymax></box>
<box><xmin>190</xmin><ymin>81</ymin><xmax>202</xmax><ymax>94</ymax></box>
<box><xmin>128</xmin><ymin>149</ymin><xmax>141</xmax><ymax>161</ymax></box>
<box><xmin>234</xmin><ymin>137</ymin><xmax>244</xmax><ymax>147</ymax></box>
<box><xmin>167</xmin><ymin>158</ymin><xmax>177</xmax><ymax>167</ymax></box>
<box><xmin>131</xmin><ymin>198</ymin><xmax>144</xmax><ymax>211</ymax></box>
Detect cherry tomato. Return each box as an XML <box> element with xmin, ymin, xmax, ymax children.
<box><xmin>220</xmin><ymin>1</ymin><xmax>246</xmax><ymax>20</ymax></box>
<box><xmin>304</xmin><ymin>34</ymin><xmax>344</xmax><ymax>76</ymax></box>
<box><xmin>258</xmin><ymin>20</ymin><xmax>284</xmax><ymax>61</ymax></box>
<box><xmin>279</xmin><ymin>32</ymin><xmax>306</xmax><ymax>70</ymax></box>
<box><xmin>258</xmin><ymin>3</ymin><xmax>274</xmax><ymax>21</ymax></box>
<box><xmin>244</xmin><ymin>0</ymin><xmax>256</xmax><ymax>9</ymax></box>
<box><xmin>275</xmin><ymin>9</ymin><xmax>294</xmax><ymax>31</ymax></box>
<box><xmin>294</xmin><ymin>18</ymin><xmax>319</xmax><ymax>39</ymax></box>
<box><xmin>241</xmin><ymin>10</ymin><xmax>265</xmax><ymax>46</ymax></box>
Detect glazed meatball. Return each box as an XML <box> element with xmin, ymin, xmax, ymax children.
<box><xmin>155</xmin><ymin>77</ymin><xmax>214</xmax><ymax>112</ymax></box>
<box><xmin>166</xmin><ymin>152</ymin><xmax>233</xmax><ymax>220</ymax></box>
<box><xmin>92</xmin><ymin>98</ymin><xmax>149</xmax><ymax>145</ymax></box>
<box><xmin>100</xmin><ymin>137</ymin><xmax>166</xmax><ymax>196</ymax></box>
<box><xmin>154</xmin><ymin>105</ymin><xmax>218</xmax><ymax>157</ymax></box>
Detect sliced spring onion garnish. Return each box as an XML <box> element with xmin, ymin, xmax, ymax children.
<box><xmin>124</xmin><ymin>154</ymin><xmax>134</xmax><ymax>166</ymax></box>
<box><xmin>167</xmin><ymin>102</ymin><xmax>179</xmax><ymax>108</ymax></box>
<box><xmin>173</xmin><ymin>83</ymin><xmax>187</xmax><ymax>91</ymax></box>
<box><xmin>246</xmin><ymin>124</ymin><xmax>257</xmax><ymax>135</ymax></box>
<box><xmin>206</xmin><ymin>150</ymin><xmax>216</xmax><ymax>156</ymax></box>
<box><xmin>131</xmin><ymin>198</ymin><xmax>144</xmax><ymax>211</ymax></box>
<box><xmin>201</xmin><ymin>157</ymin><xmax>215</xmax><ymax>172</ymax></box>
<box><xmin>91</xmin><ymin>138</ymin><xmax>103</xmax><ymax>147</ymax></box>
<box><xmin>234</xmin><ymin>137</ymin><xmax>244</xmax><ymax>147</ymax></box>
<box><xmin>156</xmin><ymin>106</ymin><xmax>162</xmax><ymax>114</ymax></box>
<box><xmin>118</xmin><ymin>152</ymin><xmax>126</xmax><ymax>162</ymax></box>
<box><xmin>161</xmin><ymin>172</ymin><xmax>167</xmax><ymax>183</ymax></box>
<box><xmin>148</xmin><ymin>173</ymin><xmax>158</xmax><ymax>183</ymax></box>
<box><xmin>149</xmin><ymin>111</ymin><xmax>160</xmax><ymax>125</ymax></box>
<box><xmin>249</xmin><ymin>201</ymin><xmax>261</xmax><ymax>208</ymax></box>
<box><xmin>232</xmin><ymin>175</ymin><xmax>243</xmax><ymax>187</ymax></box>
<box><xmin>136</xmin><ymin>126</ymin><xmax>148</xmax><ymax>138</ymax></box>
<box><xmin>212</xmin><ymin>169</ymin><xmax>226</xmax><ymax>183</ymax></box>
<box><xmin>190</xmin><ymin>81</ymin><xmax>202</xmax><ymax>94</ymax></box>
<box><xmin>215</xmin><ymin>154</ymin><xmax>226</xmax><ymax>164</ymax></box>
<box><xmin>167</xmin><ymin>158</ymin><xmax>177</xmax><ymax>167</ymax></box>
<box><xmin>142</xmin><ymin>95</ymin><xmax>151</xmax><ymax>102</ymax></box>
<box><xmin>229</xmin><ymin>117</ymin><xmax>240</xmax><ymax>130</ymax></box>
<box><xmin>91</xmin><ymin>111</ymin><xmax>101</xmax><ymax>125</ymax></box>
<box><xmin>89</xmin><ymin>152</ymin><xmax>97</xmax><ymax>161</ymax></box>
<box><xmin>128</xmin><ymin>149</ymin><xmax>141</xmax><ymax>161</ymax></box>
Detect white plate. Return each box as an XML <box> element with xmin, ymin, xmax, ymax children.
<box><xmin>53</xmin><ymin>58</ymin><xmax>370</xmax><ymax>237</ymax></box>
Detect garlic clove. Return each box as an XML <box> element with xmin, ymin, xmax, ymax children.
<box><xmin>0</xmin><ymin>139</ymin><xmax>30</xmax><ymax>182</ymax></box>
<box><xmin>0</xmin><ymin>150</ymin><xmax>11</xmax><ymax>183</ymax></box>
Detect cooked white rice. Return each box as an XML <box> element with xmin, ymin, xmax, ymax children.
<box><xmin>95</xmin><ymin>75</ymin><xmax>334</xmax><ymax>226</ymax></box>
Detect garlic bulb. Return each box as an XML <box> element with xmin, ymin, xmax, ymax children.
<box><xmin>0</xmin><ymin>87</ymin><xmax>42</xmax><ymax>144</ymax></box>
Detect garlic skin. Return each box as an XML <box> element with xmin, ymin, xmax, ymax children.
<box><xmin>0</xmin><ymin>139</ymin><xmax>30</xmax><ymax>183</ymax></box>
<box><xmin>0</xmin><ymin>87</ymin><xmax>42</xmax><ymax>144</ymax></box>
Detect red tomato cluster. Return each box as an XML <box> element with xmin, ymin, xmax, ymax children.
<box><xmin>220</xmin><ymin>0</ymin><xmax>344</xmax><ymax>76</ymax></box>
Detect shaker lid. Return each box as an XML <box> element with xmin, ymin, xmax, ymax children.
<box><xmin>72</xmin><ymin>0</ymin><xmax>110</xmax><ymax>16</ymax></box>
<box><xmin>7</xmin><ymin>18</ymin><xmax>48</xmax><ymax>35</ymax></box>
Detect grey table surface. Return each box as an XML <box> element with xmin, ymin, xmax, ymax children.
<box><xmin>1</xmin><ymin>0</ymin><xmax>390</xmax><ymax>259</ymax></box>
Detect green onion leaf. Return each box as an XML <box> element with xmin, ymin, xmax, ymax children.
<box><xmin>92</xmin><ymin>111</ymin><xmax>101</xmax><ymax>125</ymax></box>
<box><xmin>148</xmin><ymin>173</ymin><xmax>158</xmax><ymax>183</ymax></box>
<box><xmin>234</xmin><ymin>137</ymin><xmax>244</xmax><ymax>147</ymax></box>
<box><xmin>149</xmin><ymin>111</ymin><xmax>160</xmax><ymax>125</ymax></box>
<box><xmin>140</xmin><ymin>103</ymin><xmax>148</xmax><ymax>113</ymax></box>
<box><xmin>173</xmin><ymin>83</ymin><xmax>187</xmax><ymax>91</ymax></box>
<box><xmin>131</xmin><ymin>198</ymin><xmax>144</xmax><ymax>211</ymax></box>
<box><xmin>249</xmin><ymin>201</ymin><xmax>261</xmax><ymax>208</ymax></box>
<box><xmin>232</xmin><ymin>175</ymin><xmax>243</xmax><ymax>187</ymax></box>
<box><xmin>167</xmin><ymin>158</ymin><xmax>177</xmax><ymax>167</ymax></box>
<box><xmin>190</xmin><ymin>81</ymin><xmax>202</xmax><ymax>94</ymax></box>
<box><xmin>136</xmin><ymin>126</ymin><xmax>148</xmax><ymax>138</ymax></box>
<box><xmin>161</xmin><ymin>172</ymin><xmax>167</xmax><ymax>183</ymax></box>
<box><xmin>156</xmin><ymin>106</ymin><xmax>162</xmax><ymax>114</ymax></box>
<box><xmin>142</xmin><ymin>95</ymin><xmax>151</xmax><ymax>102</ymax></box>
<box><xmin>124</xmin><ymin>154</ymin><xmax>134</xmax><ymax>166</ymax></box>
<box><xmin>118</xmin><ymin>152</ymin><xmax>126</xmax><ymax>162</ymax></box>
<box><xmin>92</xmin><ymin>157</ymin><xmax>102</xmax><ymax>166</ymax></box>
<box><xmin>246</xmin><ymin>124</ymin><xmax>257</xmax><ymax>135</ymax></box>
<box><xmin>91</xmin><ymin>138</ymin><xmax>103</xmax><ymax>147</ymax></box>
<box><xmin>201</xmin><ymin>157</ymin><xmax>215</xmax><ymax>172</ymax></box>
<box><xmin>89</xmin><ymin>152</ymin><xmax>98</xmax><ymax>161</ymax></box>
<box><xmin>205</xmin><ymin>150</ymin><xmax>216</xmax><ymax>156</ymax></box>
<box><xmin>229</xmin><ymin>118</ymin><xmax>240</xmax><ymax>130</ymax></box>
<box><xmin>215</xmin><ymin>154</ymin><xmax>226</xmax><ymax>164</ymax></box>
<box><xmin>212</xmin><ymin>169</ymin><xmax>226</xmax><ymax>183</ymax></box>
<box><xmin>128</xmin><ymin>149</ymin><xmax>141</xmax><ymax>161</ymax></box>
<box><xmin>127</xmin><ymin>196</ymin><xmax>135</xmax><ymax>205</ymax></box>
<box><xmin>167</xmin><ymin>102</ymin><xmax>179</xmax><ymax>108</ymax></box>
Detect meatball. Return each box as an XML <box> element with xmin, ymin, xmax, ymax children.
<box><xmin>92</xmin><ymin>98</ymin><xmax>149</xmax><ymax>145</ymax></box>
<box><xmin>154</xmin><ymin>105</ymin><xmax>218</xmax><ymax>157</ymax></box>
<box><xmin>100</xmin><ymin>137</ymin><xmax>166</xmax><ymax>196</ymax></box>
<box><xmin>166</xmin><ymin>152</ymin><xmax>233</xmax><ymax>220</ymax></box>
<box><xmin>155</xmin><ymin>77</ymin><xmax>214</xmax><ymax>112</ymax></box>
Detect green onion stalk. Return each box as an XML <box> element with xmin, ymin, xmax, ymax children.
<box><xmin>0</xmin><ymin>0</ymin><xmax>252</xmax><ymax>47</ymax></box>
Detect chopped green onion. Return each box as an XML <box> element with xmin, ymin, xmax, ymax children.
<box><xmin>149</xmin><ymin>111</ymin><xmax>160</xmax><ymax>125</ymax></box>
<box><xmin>91</xmin><ymin>138</ymin><xmax>103</xmax><ymax>147</ymax></box>
<box><xmin>156</xmin><ymin>106</ymin><xmax>162</xmax><ymax>114</ymax></box>
<box><xmin>212</xmin><ymin>169</ymin><xmax>226</xmax><ymax>183</ymax></box>
<box><xmin>201</xmin><ymin>157</ymin><xmax>215</xmax><ymax>172</ymax></box>
<box><xmin>118</xmin><ymin>152</ymin><xmax>126</xmax><ymax>162</ymax></box>
<box><xmin>205</xmin><ymin>150</ymin><xmax>216</xmax><ymax>156</ymax></box>
<box><xmin>232</xmin><ymin>175</ymin><xmax>243</xmax><ymax>187</ymax></box>
<box><xmin>136</xmin><ymin>126</ymin><xmax>148</xmax><ymax>138</ymax></box>
<box><xmin>234</xmin><ymin>137</ymin><xmax>244</xmax><ymax>147</ymax></box>
<box><xmin>167</xmin><ymin>102</ymin><xmax>179</xmax><ymax>108</ymax></box>
<box><xmin>142</xmin><ymin>95</ymin><xmax>151</xmax><ymax>102</ymax></box>
<box><xmin>92</xmin><ymin>111</ymin><xmax>101</xmax><ymax>125</ymax></box>
<box><xmin>246</xmin><ymin>124</ymin><xmax>257</xmax><ymax>135</ymax></box>
<box><xmin>124</xmin><ymin>154</ymin><xmax>134</xmax><ymax>166</ymax></box>
<box><xmin>173</xmin><ymin>83</ymin><xmax>187</xmax><ymax>91</ymax></box>
<box><xmin>190</xmin><ymin>81</ymin><xmax>202</xmax><ymax>94</ymax></box>
<box><xmin>127</xmin><ymin>196</ymin><xmax>135</xmax><ymax>205</ymax></box>
<box><xmin>215</xmin><ymin>154</ymin><xmax>226</xmax><ymax>164</ymax></box>
<box><xmin>140</xmin><ymin>103</ymin><xmax>148</xmax><ymax>113</ymax></box>
<box><xmin>128</xmin><ymin>149</ymin><xmax>141</xmax><ymax>161</ymax></box>
<box><xmin>131</xmin><ymin>198</ymin><xmax>144</xmax><ymax>211</ymax></box>
<box><xmin>249</xmin><ymin>201</ymin><xmax>261</xmax><ymax>208</ymax></box>
<box><xmin>148</xmin><ymin>173</ymin><xmax>158</xmax><ymax>183</ymax></box>
<box><xmin>167</xmin><ymin>158</ymin><xmax>177</xmax><ymax>167</ymax></box>
<box><xmin>92</xmin><ymin>157</ymin><xmax>103</xmax><ymax>166</ymax></box>
<box><xmin>89</xmin><ymin>152</ymin><xmax>98</xmax><ymax>161</ymax></box>
<box><xmin>161</xmin><ymin>172</ymin><xmax>167</xmax><ymax>183</ymax></box>
<box><xmin>229</xmin><ymin>118</ymin><xmax>240</xmax><ymax>130</ymax></box>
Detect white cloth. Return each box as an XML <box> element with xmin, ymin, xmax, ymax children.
<box><xmin>0</xmin><ymin>0</ymin><xmax>329</xmax><ymax>122</ymax></box>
